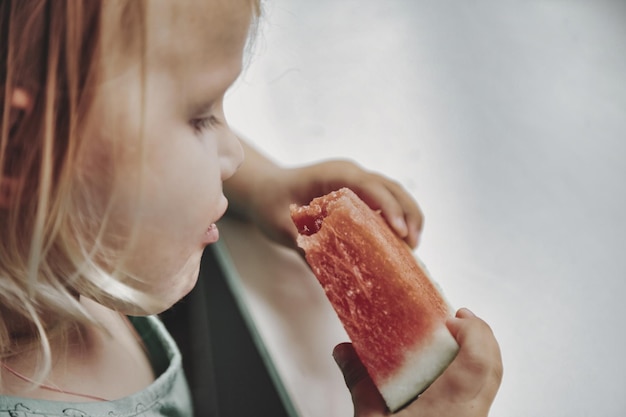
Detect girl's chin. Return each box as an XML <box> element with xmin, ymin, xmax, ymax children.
<box><xmin>100</xmin><ymin>272</ymin><xmax>200</xmax><ymax>316</ymax></box>
<box><xmin>160</xmin><ymin>264</ymin><xmax>202</xmax><ymax>311</ymax></box>
<box><xmin>146</xmin><ymin>275</ymin><xmax>200</xmax><ymax>315</ymax></box>
<box><xmin>94</xmin><ymin>251</ymin><xmax>203</xmax><ymax>315</ymax></box>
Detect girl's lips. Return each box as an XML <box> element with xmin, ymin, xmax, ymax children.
<box><xmin>204</xmin><ymin>223</ymin><xmax>219</xmax><ymax>245</ymax></box>
<box><xmin>203</xmin><ymin>196</ymin><xmax>228</xmax><ymax>245</ymax></box>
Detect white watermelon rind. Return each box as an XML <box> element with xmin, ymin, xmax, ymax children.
<box><xmin>378</xmin><ymin>253</ymin><xmax>460</xmax><ymax>412</ymax></box>
<box><xmin>379</xmin><ymin>325</ymin><xmax>459</xmax><ymax>412</ymax></box>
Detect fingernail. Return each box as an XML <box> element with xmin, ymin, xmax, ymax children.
<box><xmin>458</xmin><ymin>307</ymin><xmax>476</xmax><ymax>318</ymax></box>
<box><xmin>332</xmin><ymin>347</ymin><xmax>348</xmax><ymax>370</ymax></box>
<box><xmin>332</xmin><ymin>351</ymin><xmax>343</xmax><ymax>368</ymax></box>
<box><xmin>392</xmin><ymin>216</ymin><xmax>408</xmax><ymax>236</ymax></box>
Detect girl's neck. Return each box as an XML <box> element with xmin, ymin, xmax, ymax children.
<box><xmin>0</xmin><ymin>304</ymin><xmax>72</xmax><ymax>359</ymax></box>
<box><xmin>0</xmin><ymin>298</ymin><xmax>155</xmax><ymax>402</ymax></box>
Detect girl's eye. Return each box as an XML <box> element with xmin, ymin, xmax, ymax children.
<box><xmin>191</xmin><ymin>115</ymin><xmax>222</xmax><ymax>133</ymax></box>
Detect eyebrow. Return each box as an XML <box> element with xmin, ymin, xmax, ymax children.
<box><xmin>189</xmin><ymin>65</ymin><xmax>243</xmax><ymax>117</ymax></box>
<box><xmin>190</xmin><ymin>99</ymin><xmax>217</xmax><ymax>118</ymax></box>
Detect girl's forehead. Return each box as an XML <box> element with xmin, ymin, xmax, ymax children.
<box><xmin>145</xmin><ymin>0</ymin><xmax>253</xmax><ymax>65</ymax></box>
<box><xmin>90</xmin><ymin>0</ymin><xmax>254</xmax><ymax>130</ymax></box>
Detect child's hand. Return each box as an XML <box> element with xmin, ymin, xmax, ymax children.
<box><xmin>332</xmin><ymin>308</ymin><xmax>503</xmax><ymax>417</ymax></box>
<box><xmin>232</xmin><ymin>158</ymin><xmax>423</xmax><ymax>251</ymax></box>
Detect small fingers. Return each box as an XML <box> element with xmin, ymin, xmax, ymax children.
<box><xmin>446</xmin><ymin>309</ymin><xmax>504</xmax><ymax>398</ymax></box>
<box><xmin>295</xmin><ymin>160</ymin><xmax>424</xmax><ymax>249</ymax></box>
<box><xmin>350</xmin><ymin>178</ymin><xmax>424</xmax><ymax>249</ymax></box>
<box><xmin>333</xmin><ymin>343</ymin><xmax>388</xmax><ymax>416</ymax></box>
<box><xmin>446</xmin><ymin>309</ymin><xmax>498</xmax><ymax>356</ymax></box>
<box><xmin>333</xmin><ymin>343</ymin><xmax>369</xmax><ymax>390</ymax></box>
<box><xmin>382</xmin><ymin>180</ymin><xmax>424</xmax><ymax>248</ymax></box>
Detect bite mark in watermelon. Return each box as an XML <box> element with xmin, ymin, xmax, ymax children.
<box><xmin>290</xmin><ymin>188</ymin><xmax>459</xmax><ymax>412</ymax></box>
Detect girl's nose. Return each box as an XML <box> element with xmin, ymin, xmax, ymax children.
<box><xmin>219</xmin><ymin>127</ymin><xmax>244</xmax><ymax>181</ymax></box>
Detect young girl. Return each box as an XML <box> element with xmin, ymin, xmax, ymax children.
<box><xmin>0</xmin><ymin>1</ymin><xmax>501</xmax><ymax>416</ymax></box>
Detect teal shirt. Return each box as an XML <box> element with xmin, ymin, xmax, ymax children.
<box><xmin>0</xmin><ymin>316</ymin><xmax>193</xmax><ymax>417</ymax></box>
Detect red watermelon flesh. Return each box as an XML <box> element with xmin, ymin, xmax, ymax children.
<box><xmin>290</xmin><ymin>188</ymin><xmax>459</xmax><ymax>412</ymax></box>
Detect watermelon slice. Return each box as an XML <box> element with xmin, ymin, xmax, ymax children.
<box><xmin>290</xmin><ymin>188</ymin><xmax>459</xmax><ymax>412</ymax></box>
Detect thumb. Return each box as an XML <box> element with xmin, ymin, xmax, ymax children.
<box><xmin>333</xmin><ymin>343</ymin><xmax>388</xmax><ymax>417</ymax></box>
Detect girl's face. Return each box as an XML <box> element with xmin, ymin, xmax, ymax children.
<box><xmin>79</xmin><ymin>0</ymin><xmax>251</xmax><ymax>313</ymax></box>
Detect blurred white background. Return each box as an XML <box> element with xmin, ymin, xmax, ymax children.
<box><xmin>223</xmin><ymin>1</ymin><xmax>626</xmax><ymax>416</ymax></box>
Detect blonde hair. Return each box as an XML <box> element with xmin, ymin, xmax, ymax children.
<box><xmin>1</xmin><ymin>0</ymin><xmax>261</xmax><ymax>386</ymax></box>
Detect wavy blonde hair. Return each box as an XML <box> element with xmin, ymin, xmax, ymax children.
<box><xmin>1</xmin><ymin>0</ymin><xmax>261</xmax><ymax>385</ymax></box>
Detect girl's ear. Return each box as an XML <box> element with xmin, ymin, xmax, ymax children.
<box><xmin>10</xmin><ymin>88</ymin><xmax>32</xmax><ymax>111</ymax></box>
<box><xmin>0</xmin><ymin>88</ymin><xmax>32</xmax><ymax>208</ymax></box>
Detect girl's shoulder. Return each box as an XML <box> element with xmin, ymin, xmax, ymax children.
<box><xmin>0</xmin><ymin>316</ymin><xmax>193</xmax><ymax>417</ymax></box>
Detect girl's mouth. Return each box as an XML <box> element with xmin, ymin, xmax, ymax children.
<box><xmin>203</xmin><ymin>223</ymin><xmax>219</xmax><ymax>245</ymax></box>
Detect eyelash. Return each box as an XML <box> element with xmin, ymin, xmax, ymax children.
<box><xmin>191</xmin><ymin>115</ymin><xmax>222</xmax><ymax>133</ymax></box>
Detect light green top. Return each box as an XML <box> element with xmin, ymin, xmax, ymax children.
<box><xmin>0</xmin><ymin>315</ymin><xmax>193</xmax><ymax>417</ymax></box>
